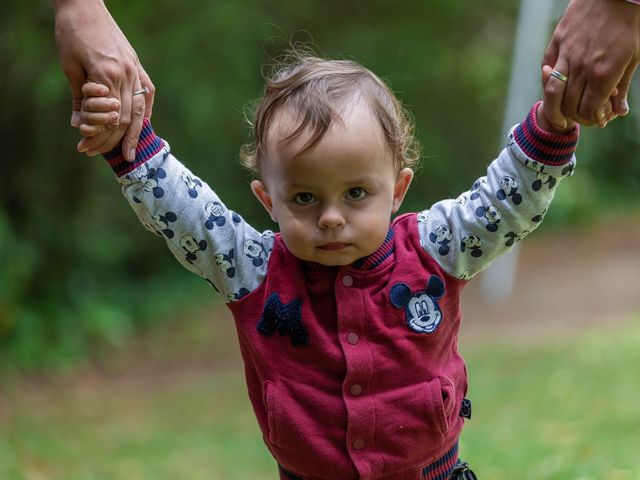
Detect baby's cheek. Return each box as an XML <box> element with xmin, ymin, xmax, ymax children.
<box><xmin>279</xmin><ymin>223</ymin><xmax>311</xmax><ymax>253</ymax></box>
<box><xmin>357</xmin><ymin>213</ymin><xmax>390</xmax><ymax>247</ymax></box>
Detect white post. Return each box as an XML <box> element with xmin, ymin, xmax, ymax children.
<box><xmin>480</xmin><ymin>0</ymin><xmax>563</xmax><ymax>303</ymax></box>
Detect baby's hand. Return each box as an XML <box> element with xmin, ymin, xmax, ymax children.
<box><xmin>78</xmin><ymin>82</ymin><xmax>121</xmax><ymax>153</ymax></box>
<box><xmin>537</xmin><ymin>101</ymin><xmax>577</xmax><ymax>134</ymax></box>
<box><xmin>541</xmin><ymin>65</ymin><xmax>616</xmax><ymax>132</ymax></box>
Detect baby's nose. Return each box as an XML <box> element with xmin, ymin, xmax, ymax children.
<box><xmin>318</xmin><ymin>205</ymin><xmax>345</xmax><ymax>229</ymax></box>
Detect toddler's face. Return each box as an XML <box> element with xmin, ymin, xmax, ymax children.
<box><xmin>251</xmin><ymin>103</ymin><xmax>413</xmax><ymax>266</ymax></box>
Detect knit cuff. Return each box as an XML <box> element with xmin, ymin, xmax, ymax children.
<box><xmin>103</xmin><ymin>118</ymin><xmax>165</xmax><ymax>176</ymax></box>
<box><xmin>512</xmin><ymin>101</ymin><xmax>579</xmax><ymax>166</ymax></box>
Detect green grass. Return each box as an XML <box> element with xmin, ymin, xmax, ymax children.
<box><xmin>461</xmin><ymin>316</ymin><xmax>640</xmax><ymax>480</ymax></box>
<box><xmin>1</xmin><ymin>313</ymin><xmax>639</xmax><ymax>480</ymax></box>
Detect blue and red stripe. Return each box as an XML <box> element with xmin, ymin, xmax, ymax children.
<box><xmin>512</xmin><ymin>101</ymin><xmax>579</xmax><ymax>166</ymax></box>
<box><xmin>353</xmin><ymin>227</ymin><xmax>394</xmax><ymax>270</ymax></box>
<box><xmin>421</xmin><ymin>443</ymin><xmax>459</xmax><ymax>480</ymax></box>
<box><xmin>103</xmin><ymin>118</ymin><xmax>165</xmax><ymax>176</ymax></box>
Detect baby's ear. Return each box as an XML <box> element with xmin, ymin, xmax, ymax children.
<box><xmin>250</xmin><ymin>180</ymin><xmax>277</xmax><ymax>222</ymax></box>
<box><xmin>392</xmin><ymin>168</ymin><xmax>414</xmax><ymax>213</ymax></box>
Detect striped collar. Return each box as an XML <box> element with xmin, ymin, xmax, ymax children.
<box><xmin>352</xmin><ymin>227</ymin><xmax>394</xmax><ymax>270</ymax></box>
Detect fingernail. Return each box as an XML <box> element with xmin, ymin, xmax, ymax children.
<box><xmin>554</xmin><ymin>121</ymin><xmax>566</xmax><ymax>131</ymax></box>
<box><xmin>620</xmin><ymin>97</ymin><xmax>629</xmax><ymax>115</ymax></box>
<box><xmin>129</xmin><ymin>148</ymin><xmax>136</xmax><ymax>161</ymax></box>
<box><xmin>71</xmin><ymin>111</ymin><xmax>81</xmax><ymax>127</ymax></box>
<box><xmin>596</xmin><ymin>107</ymin><xmax>606</xmax><ymax>122</ymax></box>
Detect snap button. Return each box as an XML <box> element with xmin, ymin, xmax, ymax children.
<box><xmin>346</xmin><ymin>332</ymin><xmax>359</xmax><ymax>345</ymax></box>
<box><xmin>342</xmin><ymin>275</ymin><xmax>354</xmax><ymax>287</ymax></box>
<box><xmin>352</xmin><ymin>438</ymin><xmax>365</xmax><ymax>450</ymax></box>
<box><xmin>350</xmin><ymin>384</ymin><xmax>362</xmax><ymax>396</ymax></box>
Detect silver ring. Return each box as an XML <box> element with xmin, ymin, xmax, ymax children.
<box><xmin>132</xmin><ymin>86</ymin><xmax>150</xmax><ymax>96</ymax></box>
<box><xmin>550</xmin><ymin>69</ymin><xmax>568</xmax><ymax>83</ymax></box>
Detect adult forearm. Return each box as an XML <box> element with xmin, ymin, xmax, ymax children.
<box><xmin>52</xmin><ymin>0</ymin><xmax>107</xmax><ymax>15</ymax></box>
<box><xmin>52</xmin><ymin>0</ymin><xmax>104</xmax><ymax>9</ymax></box>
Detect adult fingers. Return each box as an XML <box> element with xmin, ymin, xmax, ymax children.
<box><xmin>116</xmin><ymin>62</ymin><xmax>137</xmax><ymax>130</ymax></box>
<box><xmin>121</xmin><ymin>80</ymin><xmax>147</xmax><ymax>162</ymax></box>
<box><xmin>611</xmin><ymin>61</ymin><xmax>638</xmax><ymax>117</ymax></box>
<box><xmin>542</xmin><ymin>64</ymin><xmax>569</xmax><ymax>131</ymax></box>
<box><xmin>577</xmin><ymin>66</ymin><xmax>621</xmax><ymax>124</ymax></box>
<box><xmin>560</xmin><ymin>61</ymin><xmax>595</xmax><ymax>125</ymax></box>
<box><xmin>66</xmin><ymin>63</ymin><xmax>85</xmax><ymax>127</ymax></box>
<box><xmin>138</xmin><ymin>65</ymin><xmax>155</xmax><ymax>119</ymax></box>
<box><xmin>542</xmin><ymin>36</ymin><xmax>560</xmax><ymax>76</ymax></box>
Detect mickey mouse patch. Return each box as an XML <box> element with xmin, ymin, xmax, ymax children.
<box><xmin>390</xmin><ymin>275</ymin><xmax>445</xmax><ymax>334</ymax></box>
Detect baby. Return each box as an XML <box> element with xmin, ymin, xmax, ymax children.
<box><xmin>78</xmin><ymin>55</ymin><xmax>579</xmax><ymax>479</ymax></box>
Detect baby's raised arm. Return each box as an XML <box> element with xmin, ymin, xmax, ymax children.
<box><xmin>77</xmin><ymin>81</ymin><xmax>274</xmax><ymax>302</ymax></box>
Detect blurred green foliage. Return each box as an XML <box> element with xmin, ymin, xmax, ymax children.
<box><xmin>1</xmin><ymin>0</ymin><xmax>638</xmax><ymax>370</ymax></box>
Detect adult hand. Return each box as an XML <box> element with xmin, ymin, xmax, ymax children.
<box><xmin>543</xmin><ymin>0</ymin><xmax>640</xmax><ymax>127</ymax></box>
<box><xmin>53</xmin><ymin>0</ymin><xmax>155</xmax><ymax>160</ymax></box>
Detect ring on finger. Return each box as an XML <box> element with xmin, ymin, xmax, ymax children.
<box><xmin>550</xmin><ymin>69</ymin><xmax>568</xmax><ymax>83</ymax></box>
<box><xmin>133</xmin><ymin>86</ymin><xmax>150</xmax><ymax>96</ymax></box>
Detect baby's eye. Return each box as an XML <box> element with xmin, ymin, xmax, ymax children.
<box><xmin>347</xmin><ymin>187</ymin><xmax>367</xmax><ymax>200</ymax></box>
<box><xmin>294</xmin><ymin>192</ymin><xmax>315</xmax><ymax>205</ymax></box>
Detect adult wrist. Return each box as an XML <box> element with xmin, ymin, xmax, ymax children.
<box><xmin>52</xmin><ymin>0</ymin><xmax>105</xmax><ymax>12</ymax></box>
<box><xmin>621</xmin><ymin>0</ymin><xmax>640</xmax><ymax>25</ymax></box>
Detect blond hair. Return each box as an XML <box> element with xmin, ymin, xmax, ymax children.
<box><xmin>240</xmin><ymin>51</ymin><xmax>421</xmax><ymax>175</ymax></box>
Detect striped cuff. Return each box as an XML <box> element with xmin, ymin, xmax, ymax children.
<box><xmin>103</xmin><ymin>118</ymin><xmax>165</xmax><ymax>176</ymax></box>
<box><xmin>512</xmin><ymin>101</ymin><xmax>579</xmax><ymax>166</ymax></box>
<box><xmin>421</xmin><ymin>443</ymin><xmax>459</xmax><ymax>480</ymax></box>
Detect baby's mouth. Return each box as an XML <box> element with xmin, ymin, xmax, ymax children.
<box><xmin>318</xmin><ymin>242</ymin><xmax>349</xmax><ymax>251</ymax></box>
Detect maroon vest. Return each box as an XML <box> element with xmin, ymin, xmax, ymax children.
<box><xmin>228</xmin><ymin>213</ymin><xmax>469</xmax><ymax>479</ymax></box>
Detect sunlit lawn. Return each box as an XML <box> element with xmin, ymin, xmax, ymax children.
<box><xmin>461</xmin><ymin>315</ymin><xmax>640</xmax><ymax>480</ymax></box>
<box><xmin>1</xmin><ymin>312</ymin><xmax>639</xmax><ymax>480</ymax></box>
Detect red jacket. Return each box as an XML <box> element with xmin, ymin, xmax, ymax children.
<box><xmin>229</xmin><ymin>213</ymin><xmax>468</xmax><ymax>479</ymax></box>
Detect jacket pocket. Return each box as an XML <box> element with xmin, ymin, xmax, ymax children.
<box><xmin>424</xmin><ymin>375</ymin><xmax>455</xmax><ymax>434</ymax></box>
<box><xmin>261</xmin><ymin>381</ymin><xmax>353</xmax><ymax>477</ymax></box>
<box><xmin>263</xmin><ymin>380</ymin><xmax>279</xmax><ymax>447</ymax></box>
<box><xmin>375</xmin><ymin>376</ymin><xmax>456</xmax><ymax>469</ymax></box>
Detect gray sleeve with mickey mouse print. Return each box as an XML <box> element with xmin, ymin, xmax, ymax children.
<box><xmin>417</xmin><ymin>102</ymin><xmax>579</xmax><ymax>280</ymax></box>
<box><xmin>104</xmin><ymin>121</ymin><xmax>273</xmax><ymax>303</ymax></box>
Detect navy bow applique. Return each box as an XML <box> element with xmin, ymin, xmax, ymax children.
<box><xmin>257</xmin><ymin>293</ymin><xmax>309</xmax><ymax>346</ymax></box>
